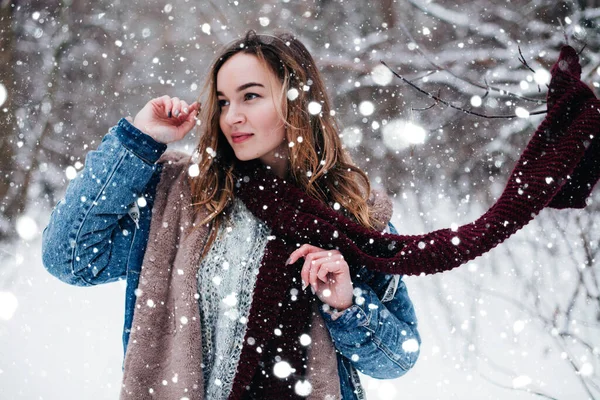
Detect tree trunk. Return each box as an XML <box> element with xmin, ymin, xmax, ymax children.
<box><xmin>0</xmin><ymin>1</ymin><xmax>20</xmax><ymax>237</ymax></box>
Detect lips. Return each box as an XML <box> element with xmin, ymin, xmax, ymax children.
<box><xmin>231</xmin><ymin>133</ymin><xmax>253</xmax><ymax>144</ymax></box>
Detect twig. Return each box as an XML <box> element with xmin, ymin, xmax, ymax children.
<box><xmin>411</xmin><ymin>102</ymin><xmax>437</xmax><ymax>112</ymax></box>
<box><xmin>477</xmin><ymin>371</ymin><xmax>560</xmax><ymax>400</ymax></box>
<box><xmin>558</xmin><ymin>332</ymin><xmax>600</xmax><ymax>357</ymax></box>
<box><xmin>457</xmin><ymin>277</ymin><xmax>600</xmax><ymax>394</ymax></box>
<box><xmin>482</xmin><ymin>79</ymin><xmax>491</xmax><ymax>100</ymax></box>
<box><xmin>0</xmin><ymin>247</ymin><xmax>16</xmax><ymax>257</ymax></box>
<box><xmin>381</xmin><ymin>61</ymin><xmax>548</xmax><ymax>119</ymax></box>
<box><xmin>551</xmin><ymin>335</ymin><xmax>599</xmax><ymax>398</ymax></box>
<box><xmin>412</xmin><ymin>70</ymin><xmax>438</xmax><ymax>82</ymax></box>
<box><xmin>411</xmin><ymin>89</ymin><xmax>441</xmax><ymax>111</ymax></box>
<box><xmin>518</xmin><ymin>46</ymin><xmax>536</xmax><ymax>73</ymax></box>
<box><xmin>563</xmin><ymin>276</ymin><xmax>582</xmax><ymax>332</ymax></box>
<box><xmin>517</xmin><ymin>46</ymin><xmax>542</xmax><ymax>92</ymax></box>
<box><xmin>557</xmin><ymin>18</ymin><xmax>570</xmax><ymax>46</ymax></box>
<box><xmin>398</xmin><ymin>22</ymin><xmax>546</xmax><ymax>104</ymax></box>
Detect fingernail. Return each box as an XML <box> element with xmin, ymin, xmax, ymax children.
<box><xmin>168</xmin><ymin>111</ymin><xmax>172</xmax><ymax>118</ymax></box>
<box><xmin>285</xmin><ymin>257</ymin><xmax>292</xmax><ymax>265</ymax></box>
<box><xmin>174</xmin><ymin>110</ymin><xmax>180</xmax><ymax>117</ymax></box>
<box><xmin>183</xmin><ymin>107</ymin><xmax>189</xmax><ymax>113</ymax></box>
<box><xmin>302</xmin><ymin>280</ymin><xmax>307</xmax><ymax>291</ymax></box>
<box><xmin>310</xmin><ymin>285</ymin><xmax>316</xmax><ymax>295</ymax></box>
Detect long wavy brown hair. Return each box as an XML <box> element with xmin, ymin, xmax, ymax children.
<box><xmin>191</xmin><ymin>31</ymin><xmax>377</xmax><ymax>256</ymax></box>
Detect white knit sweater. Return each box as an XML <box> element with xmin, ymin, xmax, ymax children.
<box><xmin>197</xmin><ymin>198</ymin><xmax>271</xmax><ymax>400</ymax></box>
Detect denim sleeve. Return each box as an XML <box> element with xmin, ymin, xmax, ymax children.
<box><xmin>41</xmin><ymin>118</ymin><xmax>166</xmax><ymax>286</ymax></box>
<box><xmin>321</xmin><ymin>222</ymin><xmax>421</xmax><ymax>379</ymax></box>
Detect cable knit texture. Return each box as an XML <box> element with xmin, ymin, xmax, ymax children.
<box><xmin>199</xmin><ymin>199</ymin><xmax>270</xmax><ymax>399</ymax></box>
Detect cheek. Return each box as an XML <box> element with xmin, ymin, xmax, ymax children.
<box><xmin>218</xmin><ymin>114</ymin><xmax>227</xmax><ymax>133</ymax></box>
<box><xmin>264</xmin><ymin>110</ymin><xmax>285</xmax><ymax>138</ymax></box>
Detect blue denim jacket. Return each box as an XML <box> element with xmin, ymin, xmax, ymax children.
<box><xmin>42</xmin><ymin>118</ymin><xmax>421</xmax><ymax>399</ymax></box>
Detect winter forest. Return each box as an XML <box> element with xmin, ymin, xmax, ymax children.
<box><xmin>1</xmin><ymin>0</ymin><xmax>600</xmax><ymax>399</ymax></box>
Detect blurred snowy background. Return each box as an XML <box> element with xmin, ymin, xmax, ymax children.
<box><xmin>1</xmin><ymin>0</ymin><xmax>599</xmax><ymax>399</ymax></box>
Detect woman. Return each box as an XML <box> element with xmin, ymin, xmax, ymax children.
<box><xmin>43</xmin><ymin>30</ymin><xmax>600</xmax><ymax>399</ymax></box>
<box><xmin>42</xmin><ymin>31</ymin><xmax>422</xmax><ymax>399</ymax></box>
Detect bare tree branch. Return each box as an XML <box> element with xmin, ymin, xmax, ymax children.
<box><xmin>381</xmin><ymin>61</ymin><xmax>548</xmax><ymax>119</ymax></box>
<box><xmin>398</xmin><ymin>22</ymin><xmax>547</xmax><ymax>103</ymax></box>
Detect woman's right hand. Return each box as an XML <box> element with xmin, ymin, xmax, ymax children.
<box><xmin>132</xmin><ymin>96</ymin><xmax>201</xmax><ymax>144</ymax></box>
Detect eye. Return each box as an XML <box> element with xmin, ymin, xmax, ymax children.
<box><xmin>244</xmin><ymin>92</ymin><xmax>260</xmax><ymax>101</ymax></box>
<box><xmin>217</xmin><ymin>99</ymin><xmax>229</xmax><ymax>108</ymax></box>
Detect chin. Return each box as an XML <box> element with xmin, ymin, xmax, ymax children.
<box><xmin>233</xmin><ymin>151</ymin><xmax>257</xmax><ymax>162</ymax></box>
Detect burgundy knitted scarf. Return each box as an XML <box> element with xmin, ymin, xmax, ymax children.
<box><xmin>227</xmin><ymin>46</ymin><xmax>600</xmax><ymax>399</ymax></box>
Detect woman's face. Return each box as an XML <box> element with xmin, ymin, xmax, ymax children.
<box><xmin>217</xmin><ymin>52</ymin><xmax>288</xmax><ymax>177</ymax></box>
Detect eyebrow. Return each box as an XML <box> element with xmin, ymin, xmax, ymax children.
<box><xmin>216</xmin><ymin>82</ymin><xmax>265</xmax><ymax>96</ymax></box>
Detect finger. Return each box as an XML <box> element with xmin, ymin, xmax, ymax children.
<box><xmin>180</xmin><ymin>100</ymin><xmax>190</xmax><ymax>116</ymax></box>
<box><xmin>316</xmin><ymin>260</ymin><xmax>346</xmax><ymax>283</ymax></box>
<box><xmin>191</xmin><ymin>101</ymin><xmax>201</xmax><ymax>111</ymax></box>
<box><xmin>177</xmin><ymin>109</ymin><xmax>200</xmax><ymax>136</ymax></box>
<box><xmin>287</xmin><ymin>244</ymin><xmax>322</xmax><ymax>265</ymax></box>
<box><xmin>299</xmin><ymin>249</ymin><xmax>335</xmax><ymax>288</ymax></box>
<box><xmin>307</xmin><ymin>250</ymin><xmax>338</xmax><ymax>261</ymax></box>
<box><xmin>312</xmin><ymin>255</ymin><xmax>345</xmax><ymax>284</ymax></box>
<box><xmin>157</xmin><ymin>95</ymin><xmax>172</xmax><ymax>118</ymax></box>
<box><xmin>171</xmin><ymin>97</ymin><xmax>182</xmax><ymax>118</ymax></box>
<box><xmin>301</xmin><ymin>255</ymin><xmax>314</xmax><ymax>290</ymax></box>
<box><xmin>186</xmin><ymin>106</ymin><xmax>199</xmax><ymax>124</ymax></box>
<box><xmin>309</xmin><ymin>257</ymin><xmax>321</xmax><ymax>288</ymax></box>
<box><xmin>316</xmin><ymin>263</ymin><xmax>330</xmax><ymax>284</ymax></box>
<box><xmin>188</xmin><ymin>101</ymin><xmax>201</xmax><ymax>116</ymax></box>
<box><xmin>288</xmin><ymin>244</ymin><xmax>316</xmax><ymax>264</ymax></box>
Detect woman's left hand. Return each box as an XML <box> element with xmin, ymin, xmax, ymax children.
<box><xmin>287</xmin><ymin>244</ymin><xmax>353</xmax><ymax>311</ymax></box>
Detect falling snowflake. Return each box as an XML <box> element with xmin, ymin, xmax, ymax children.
<box><xmin>371</xmin><ymin>64</ymin><xmax>393</xmax><ymax>86</ymax></box>
<box><xmin>470</xmin><ymin>96</ymin><xmax>482</xmax><ymax>107</ymax></box>
<box><xmin>381</xmin><ymin>119</ymin><xmax>426</xmax><ymax>151</ymax></box>
<box><xmin>340</xmin><ymin>126</ymin><xmax>363</xmax><ymax>148</ymax></box>
<box><xmin>16</xmin><ymin>216</ymin><xmax>38</xmax><ymax>241</ymax></box>
<box><xmin>0</xmin><ymin>291</ymin><xmax>18</xmax><ymax>321</ymax></box>
<box><xmin>259</xmin><ymin>17</ymin><xmax>270</xmax><ymax>27</ymax></box>
<box><xmin>402</xmin><ymin>338</ymin><xmax>419</xmax><ymax>353</ymax></box>
<box><xmin>358</xmin><ymin>101</ymin><xmax>375</xmax><ymax>116</ymax></box>
<box><xmin>0</xmin><ymin>83</ymin><xmax>7</xmax><ymax>107</ymax></box>
<box><xmin>579</xmin><ymin>362</ymin><xmax>594</xmax><ymax>377</ymax></box>
<box><xmin>512</xmin><ymin>375</ymin><xmax>532</xmax><ymax>389</ymax></box>
<box><xmin>513</xmin><ymin>320</ymin><xmax>525</xmax><ymax>334</ymax></box>
<box><xmin>188</xmin><ymin>164</ymin><xmax>200</xmax><ymax>177</ymax></box>
<box><xmin>308</xmin><ymin>102</ymin><xmax>322</xmax><ymax>115</ymax></box>
<box><xmin>515</xmin><ymin>107</ymin><xmax>530</xmax><ymax>118</ymax></box>
<box><xmin>273</xmin><ymin>361</ymin><xmax>294</xmax><ymax>378</ymax></box>
<box><xmin>299</xmin><ymin>334</ymin><xmax>311</xmax><ymax>346</ymax></box>
<box><xmin>294</xmin><ymin>380</ymin><xmax>312</xmax><ymax>396</ymax></box>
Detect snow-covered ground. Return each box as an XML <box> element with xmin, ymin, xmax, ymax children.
<box><xmin>0</xmin><ymin>197</ymin><xmax>596</xmax><ymax>399</ymax></box>
<box><xmin>0</xmin><ymin>236</ymin><xmax>125</xmax><ymax>399</ymax></box>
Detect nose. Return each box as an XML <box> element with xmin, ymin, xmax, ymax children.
<box><xmin>223</xmin><ymin>105</ymin><xmax>245</xmax><ymax>127</ymax></box>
